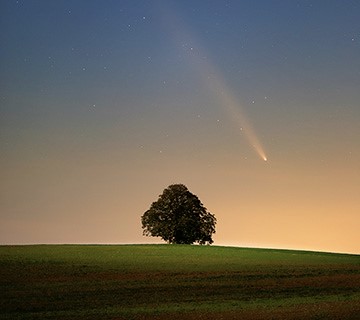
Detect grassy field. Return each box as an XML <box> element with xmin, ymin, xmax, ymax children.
<box><xmin>1</xmin><ymin>244</ymin><xmax>360</xmax><ymax>319</ymax></box>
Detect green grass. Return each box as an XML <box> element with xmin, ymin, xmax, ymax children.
<box><xmin>1</xmin><ymin>244</ymin><xmax>360</xmax><ymax>319</ymax></box>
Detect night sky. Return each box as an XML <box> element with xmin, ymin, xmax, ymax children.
<box><xmin>1</xmin><ymin>0</ymin><xmax>359</xmax><ymax>253</ymax></box>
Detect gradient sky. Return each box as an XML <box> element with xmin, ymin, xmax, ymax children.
<box><xmin>1</xmin><ymin>0</ymin><xmax>359</xmax><ymax>253</ymax></box>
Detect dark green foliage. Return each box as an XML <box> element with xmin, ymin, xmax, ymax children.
<box><xmin>141</xmin><ymin>184</ymin><xmax>216</xmax><ymax>244</ymax></box>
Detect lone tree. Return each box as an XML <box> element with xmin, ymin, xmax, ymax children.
<box><xmin>141</xmin><ymin>184</ymin><xmax>216</xmax><ymax>245</ymax></box>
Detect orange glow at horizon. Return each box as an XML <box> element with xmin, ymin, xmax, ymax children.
<box><xmin>1</xmin><ymin>1</ymin><xmax>359</xmax><ymax>255</ymax></box>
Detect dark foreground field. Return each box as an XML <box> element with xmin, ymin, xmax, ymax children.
<box><xmin>1</xmin><ymin>245</ymin><xmax>360</xmax><ymax>319</ymax></box>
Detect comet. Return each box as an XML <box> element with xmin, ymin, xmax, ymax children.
<box><xmin>159</xmin><ymin>3</ymin><xmax>268</xmax><ymax>162</ymax></box>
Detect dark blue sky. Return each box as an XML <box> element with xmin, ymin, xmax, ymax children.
<box><xmin>1</xmin><ymin>1</ymin><xmax>359</xmax><ymax>252</ymax></box>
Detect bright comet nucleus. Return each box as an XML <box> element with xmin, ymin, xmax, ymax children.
<box><xmin>160</xmin><ymin>2</ymin><xmax>268</xmax><ymax>161</ymax></box>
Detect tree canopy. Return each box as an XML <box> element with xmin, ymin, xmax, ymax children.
<box><xmin>141</xmin><ymin>184</ymin><xmax>216</xmax><ymax>245</ymax></box>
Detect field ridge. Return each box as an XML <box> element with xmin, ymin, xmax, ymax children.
<box><xmin>1</xmin><ymin>244</ymin><xmax>360</xmax><ymax>319</ymax></box>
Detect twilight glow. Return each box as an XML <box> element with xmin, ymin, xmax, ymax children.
<box><xmin>1</xmin><ymin>1</ymin><xmax>359</xmax><ymax>254</ymax></box>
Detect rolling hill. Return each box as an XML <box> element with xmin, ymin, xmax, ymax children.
<box><xmin>1</xmin><ymin>244</ymin><xmax>359</xmax><ymax>319</ymax></box>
